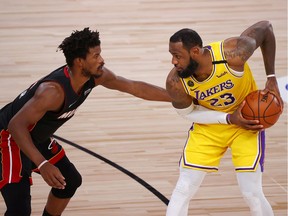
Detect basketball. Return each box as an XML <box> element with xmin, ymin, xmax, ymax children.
<box><xmin>241</xmin><ymin>90</ymin><xmax>282</xmax><ymax>129</ymax></box>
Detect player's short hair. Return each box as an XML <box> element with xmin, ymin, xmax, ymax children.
<box><xmin>170</xmin><ymin>28</ymin><xmax>203</xmax><ymax>50</ymax></box>
<box><xmin>58</xmin><ymin>27</ymin><xmax>101</xmax><ymax>67</ymax></box>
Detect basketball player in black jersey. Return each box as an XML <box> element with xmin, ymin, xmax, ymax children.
<box><xmin>0</xmin><ymin>28</ymin><xmax>171</xmax><ymax>216</ymax></box>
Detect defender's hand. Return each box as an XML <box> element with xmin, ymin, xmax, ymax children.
<box><xmin>39</xmin><ymin>162</ymin><xmax>66</xmax><ymax>189</ymax></box>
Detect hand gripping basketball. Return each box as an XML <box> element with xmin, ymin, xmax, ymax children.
<box><xmin>241</xmin><ymin>90</ymin><xmax>282</xmax><ymax>129</ymax></box>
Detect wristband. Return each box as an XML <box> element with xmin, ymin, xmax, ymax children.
<box><xmin>267</xmin><ymin>74</ymin><xmax>276</xmax><ymax>78</ymax></box>
<box><xmin>38</xmin><ymin>160</ymin><xmax>48</xmax><ymax>169</ymax></box>
<box><xmin>175</xmin><ymin>102</ymin><xmax>195</xmax><ymax>116</ymax></box>
<box><xmin>226</xmin><ymin>114</ymin><xmax>232</xmax><ymax>124</ymax></box>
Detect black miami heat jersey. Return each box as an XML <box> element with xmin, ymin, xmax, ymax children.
<box><xmin>0</xmin><ymin>65</ymin><xmax>95</xmax><ymax>145</ymax></box>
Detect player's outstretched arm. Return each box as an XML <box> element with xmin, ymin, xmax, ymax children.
<box><xmin>98</xmin><ymin>67</ymin><xmax>172</xmax><ymax>102</ymax></box>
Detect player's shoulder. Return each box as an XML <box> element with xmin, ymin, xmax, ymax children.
<box><xmin>222</xmin><ymin>36</ymin><xmax>254</xmax><ymax>70</ymax></box>
<box><xmin>36</xmin><ymin>81</ymin><xmax>64</xmax><ymax>98</ymax></box>
<box><xmin>166</xmin><ymin>68</ymin><xmax>179</xmax><ymax>84</ymax></box>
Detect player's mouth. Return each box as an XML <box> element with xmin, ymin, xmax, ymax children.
<box><xmin>97</xmin><ymin>64</ymin><xmax>105</xmax><ymax>71</ymax></box>
<box><xmin>175</xmin><ymin>66</ymin><xmax>183</xmax><ymax>73</ymax></box>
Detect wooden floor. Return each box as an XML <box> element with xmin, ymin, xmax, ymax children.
<box><xmin>0</xmin><ymin>0</ymin><xmax>287</xmax><ymax>215</ymax></box>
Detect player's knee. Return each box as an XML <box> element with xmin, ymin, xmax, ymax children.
<box><xmin>241</xmin><ymin>191</ymin><xmax>262</xmax><ymax>212</ymax></box>
<box><xmin>65</xmin><ymin>166</ymin><xmax>82</xmax><ymax>195</ymax></box>
<box><xmin>52</xmin><ymin>163</ymin><xmax>82</xmax><ymax>198</ymax></box>
<box><xmin>67</xmin><ymin>163</ymin><xmax>82</xmax><ymax>189</ymax></box>
<box><xmin>174</xmin><ymin>177</ymin><xmax>200</xmax><ymax>199</ymax></box>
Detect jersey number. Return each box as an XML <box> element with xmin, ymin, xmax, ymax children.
<box><xmin>209</xmin><ymin>93</ymin><xmax>235</xmax><ymax>107</ymax></box>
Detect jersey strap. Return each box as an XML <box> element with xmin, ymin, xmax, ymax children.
<box><xmin>212</xmin><ymin>60</ymin><xmax>227</xmax><ymax>64</ymax></box>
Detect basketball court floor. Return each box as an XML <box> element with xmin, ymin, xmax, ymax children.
<box><xmin>0</xmin><ymin>0</ymin><xmax>287</xmax><ymax>215</ymax></box>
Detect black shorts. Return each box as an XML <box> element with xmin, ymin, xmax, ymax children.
<box><xmin>0</xmin><ymin>130</ymin><xmax>65</xmax><ymax>189</ymax></box>
<box><xmin>1</xmin><ymin>154</ymin><xmax>78</xmax><ymax>216</ymax></box>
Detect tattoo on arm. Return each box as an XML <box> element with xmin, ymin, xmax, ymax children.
<box><xmin>225</xmin><ymin>38</ymin><xmax>255</xmax><ymax>63</ymax></box>
<box><xmin>167</xmin><ymin>73</ymin><xmax>182</xmax><ymax>96</ymax></box>
<box><xmin>166</xmin><ymin>72</ymin><xmax>192</xmax><ymax>108</ymax></box>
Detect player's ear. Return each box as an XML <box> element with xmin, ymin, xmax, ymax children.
<box><xmin>189</xmin><ymin>46</ymin><xmax>200</xmax><ymax>57</ymax></box>
<box><xmin>75</xmin><ymin>58</ymin><xmax>84</xmax><ymax>68</ymax></box>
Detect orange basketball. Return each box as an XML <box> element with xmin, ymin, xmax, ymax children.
<box><xmin>241</xmin><ymin>90</ymin><xmax>282</xmax><ymax>129</ymax></box>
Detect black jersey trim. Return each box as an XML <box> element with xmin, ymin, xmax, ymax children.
<box><xmin>212</xmin><ymin>60</ymin><xmax>227</xmax><ymax>64</ymax></box>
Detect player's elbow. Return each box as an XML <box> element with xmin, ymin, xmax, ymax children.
<box><xmin>7</xmin><ymin>118</ymin><xmax>18</xmax><ymax>135</ymax></box>
<box><xmin>259</xmin><ymin>20</ymin><xmax>273</xmax><ymax>32</ymax></box>
<box><xmin>7</xmin><ymin>116</ymin><xmax>26</xmax><ymax>135</ymax></box>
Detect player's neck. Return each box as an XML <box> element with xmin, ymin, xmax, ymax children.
<box><xmin>193</xmin><ymin>50</ymin><xmax>213</xmax><ymax>81</ymax></box>
<box><xmin>67</xmin><ymin>66</ymin><xmax>90</xmax><ymax>94</ymax></box>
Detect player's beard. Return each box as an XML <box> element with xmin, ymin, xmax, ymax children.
<box><xmin>81</xmin><ymin>67</ymin><xmax>103</xmax><ymax>79</ymax></box>
<box><xmin>178</xmin><ymin>57</ymin><xmax>199</xmax><ymax>78</ymax></box>
<box><xmin>81</xmin><ymin>68</ymin><xmax>91</xmax><ymax>78</ymax></box>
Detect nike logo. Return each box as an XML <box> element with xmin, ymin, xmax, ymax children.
<box><xmin>190</xmin><ymin>86</ymin><xmax>199</xmax><ymax>91</ymax></box>
<box><xmin>19</xmin><ymin>90</ymin><xmax>27</xmax><ymax>99</ymax></box>
<box><xmin>84</xmin><ymin>88</ymin><xmax>92</xmax><ymax>96</ymax></box>
<box><xmin>48</xmin><ymin>139</ymin><xmax>55</xmax><ymax>150</ymax></box>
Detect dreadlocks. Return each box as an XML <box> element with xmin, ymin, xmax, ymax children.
<box><xmin>58</xmin><ymin>27</ymin><xmax>101</xmax><ymax>67</ymax></box>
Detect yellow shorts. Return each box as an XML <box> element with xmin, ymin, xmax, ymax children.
<box><xmin>181</xmin><ymin>123</ymin><xmax>265</xmax><ymax>172</ymax></box>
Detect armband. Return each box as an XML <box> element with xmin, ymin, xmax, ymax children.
<box><xmin>174</xmin><ymin>103</ymin><xmax>230</xmax><ymax>124</ymax></box>
<box><xmin>175</xmin><ymin>102</ymin><xmax>195</xmax><ymax>117</ymax></box>
<box><xmin>267</xmin><ymin>74</ymin><xmax>276</xmax><ymax>78</ymax></box>
<box><xmin>226</xmin><ymin>114</ymin><xmax>232</xmax><ymax>124</ymax></box>
<box><xmin>38</xmin><ymin>160</ymin><xmax>48</xmax><ymax>169</ymax></box>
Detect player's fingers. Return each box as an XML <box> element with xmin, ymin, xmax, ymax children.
<box><xmin>235</xmin><ymin>101</ymin><xmax>246</xmax><ymax>118</ymax></box>
<box><xmin>244</xmin><ymin>119</ymin><xmax>260</xmax><ymax>125</ymax></box>
<box><xmin>275</xmin><ymin>95</ymin><xmax>284</xmax><ymax>111</ymax></box>
<box><xmin>266</xmin><ymin>89</ymin><xmax>284</xmax><ymax>112</ymax></box>
<box><xmin>56</xmin><ymin>175</ymin><xmax>66</xmax><ymax>187</ymax></box>
<box><xmin>263</xmin><ymin>88</ymin><xmax>284</xmax><ymax>112</ymax></box>
<box><xmin>261</xmin><ymin>88</ymin><xmax>270</xmax><ymax>94</ymax></box>
<box><xmin>41</xmin><ymin>166</ymin><xmax>66</xmax><ymax>189</ymax></box>
<box><xmin>244</xmin><ymin>124</ymin><xmax>264</xmax><ymax>130</ymax></box>
<box><xmin>50</xmin><ymin>176</ymin><xmax>66</xmax><ymax>189</ymax></box>
<box><xmin>238</xmin><ymin>100</ymin><xmax>246</xmax><ymax>111</ymax></box>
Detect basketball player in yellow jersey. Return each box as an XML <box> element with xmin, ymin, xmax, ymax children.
<box><xmin>166</xmin><ymin>21</ymin><xmax>283</xmax><ymax>216</ymax></box>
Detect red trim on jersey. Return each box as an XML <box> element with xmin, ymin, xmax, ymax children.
<box><xmin>0</xmin><ymin>130</ymin><xmax>66</xmax><ymax>189</ymax></box>
<box><xmin>64</xmin><ymin>66</ymin><xmax>70</xmax><ymax>78</ymax></box>
<box><xmin>27</xmin><ymin>123</ymin><xmax>36</xmax><ymax>131</ymax></box>
<box><xmin>32</xmin><ymin>148</ymin><xmax>65</xmax><ymax>173</ymax></box>
<box><xmin>0</xmin><ymin>130</ymin><xmax>22</xmax><ymax>189</ymax></box>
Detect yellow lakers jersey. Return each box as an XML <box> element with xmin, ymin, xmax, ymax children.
<box><xmin>180</xmin><ymin>41</ymin><xmax>257</xmax><ymax>113</ymax></box>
